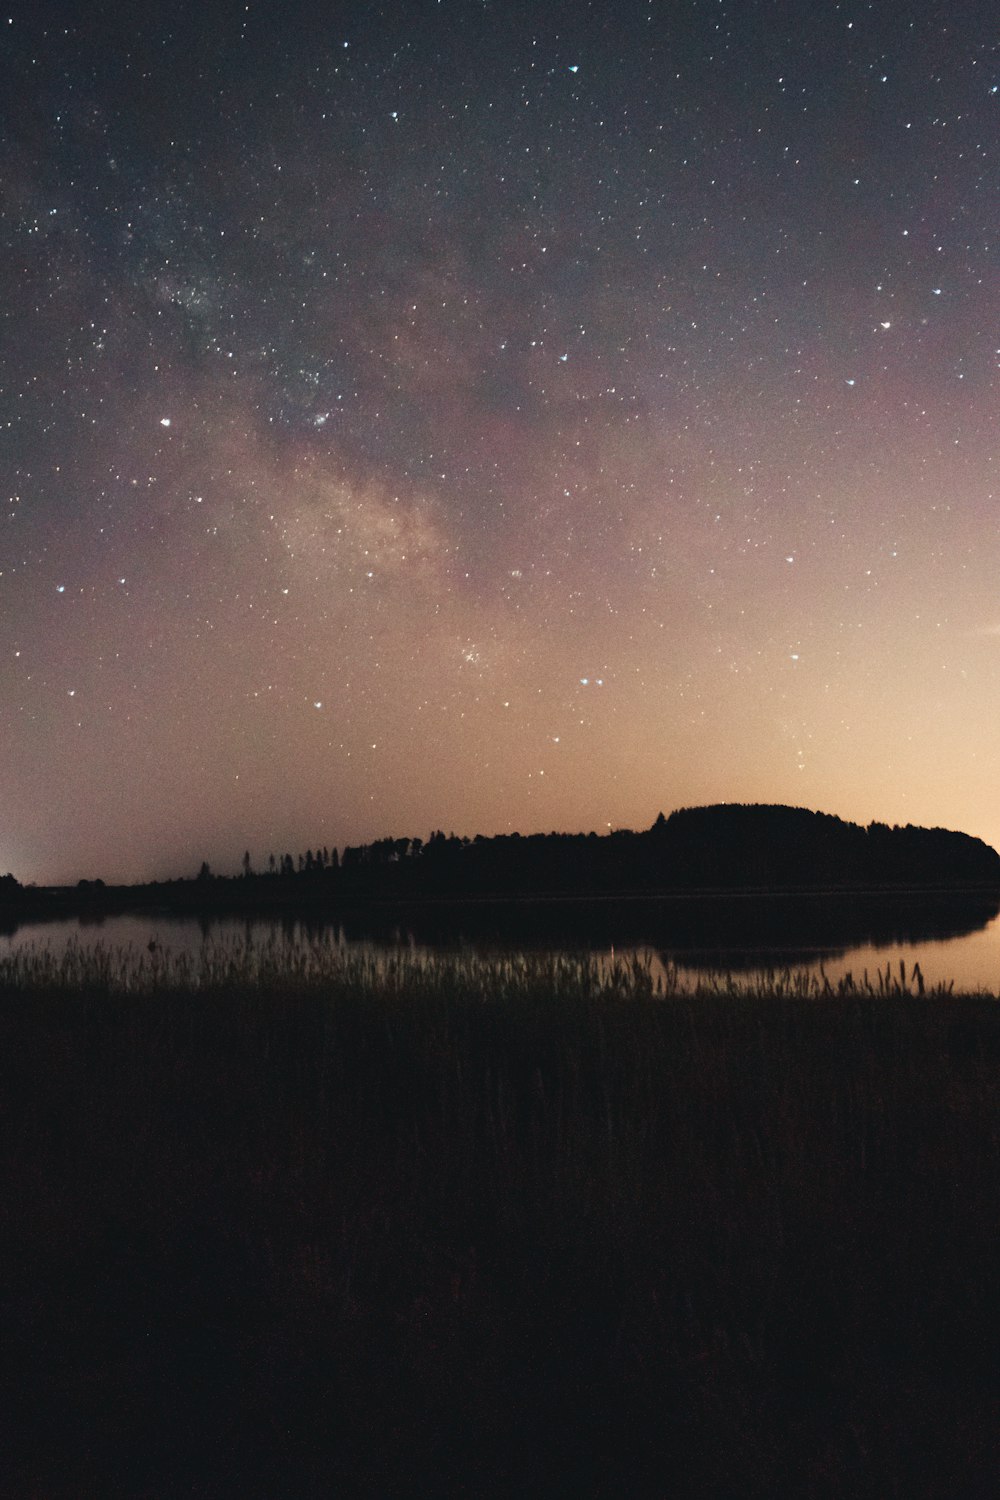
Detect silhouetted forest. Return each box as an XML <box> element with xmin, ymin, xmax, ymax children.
<box><xmin>3</xmin><ymin>806</ymin><xmax>997</xmax><ymax>922</ymax></box>
<box><xmin>202</xmin><ymin>804</ymin><xmax>1000</xmax><ymax>898</ymax></box>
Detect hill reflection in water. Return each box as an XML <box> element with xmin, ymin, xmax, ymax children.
<box><xmin>219</xmin><ymin>890</ymin><xmax>1000</xmax><ymax>987</ymax></box>
<box><xmin>3</xmin><ymin>889</ymin><xmax>1000</xmax><ymax>992</ymax></box>
<box><xmin>324</xmin><ymin>890</ymin><xmax>1000</xmax><ymax>969</ymax></box>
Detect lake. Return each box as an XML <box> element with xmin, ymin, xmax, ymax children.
<box><xmin>3</xmin><ymin>890</ymin><xmax>1000</xmax><ymax>993</ymax></box>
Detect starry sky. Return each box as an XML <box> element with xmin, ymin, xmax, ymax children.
<box><xmin>1</xmin><ymin>0</ymin><xmax>996</xmax><ymax>884</ymax></box>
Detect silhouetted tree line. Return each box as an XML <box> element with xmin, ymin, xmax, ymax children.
<box><xmin>199</xmin><ymin>805</ymin><xmax>1000</xmax><ymax>898</ymax></box>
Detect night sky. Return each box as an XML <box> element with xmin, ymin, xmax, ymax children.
<box><xmin>2</xmin><ymin>0</ymin><xmax>996</xmax><ymax>884</ymax></box>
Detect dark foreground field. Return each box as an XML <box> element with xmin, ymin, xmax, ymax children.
<box><xmin>2</xmin><ymin>946</ymin><xmax>999</xmax><ymax>1497</ymax></box>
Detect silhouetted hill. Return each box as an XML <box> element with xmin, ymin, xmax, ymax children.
<box><xmin>647</xmin><ymin>804</ymin><xmax>1000</xmax><ymax>890</ymax></box>
<box><xmin>214</xmin><ymin>803</ymin><xmax>1000</xmax><ymax>899</ymax></box>
<box><xmin>9</xmin><ymin>805</ymin><xmax>997</xmax><ymax>925</ymax></box>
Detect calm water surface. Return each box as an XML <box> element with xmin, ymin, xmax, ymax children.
<box><xmin>4</xmin><ymin>903</ymin><xmax>1000</xmax><ymax>993</ymax></box>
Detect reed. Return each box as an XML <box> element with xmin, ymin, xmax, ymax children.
<box><xmin>2</xmin><ymin>943</ymin><xmax>998</xmax><ymax>1497</ymax></box>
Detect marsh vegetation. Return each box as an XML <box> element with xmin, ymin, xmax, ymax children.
<box><xmin>3</xmin><ymin>943</ymin><xmax>1000</xmax><ymax>1495</ymax></box>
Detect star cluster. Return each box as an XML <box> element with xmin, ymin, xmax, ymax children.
<box><xmin>1</xmin><ymin>0</ymin><xmax>996</xmax><ymax>881</ymax></box>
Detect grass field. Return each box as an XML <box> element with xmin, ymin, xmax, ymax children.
<box><xmin>2</xmin><ymin>941</ymin><xmax>999</xmax><ymax>1496</ymax></box>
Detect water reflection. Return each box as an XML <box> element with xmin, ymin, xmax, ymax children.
<box><xmin>2</xmin><ymin>890</ymin><xmax>1000</xmax><ymax>994</ymax></box>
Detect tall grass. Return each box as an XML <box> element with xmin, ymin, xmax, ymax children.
<box><xmin>2</xmin><ymin>944</ymin><xmax>999</xmax><ymax>1497</ymax></box>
